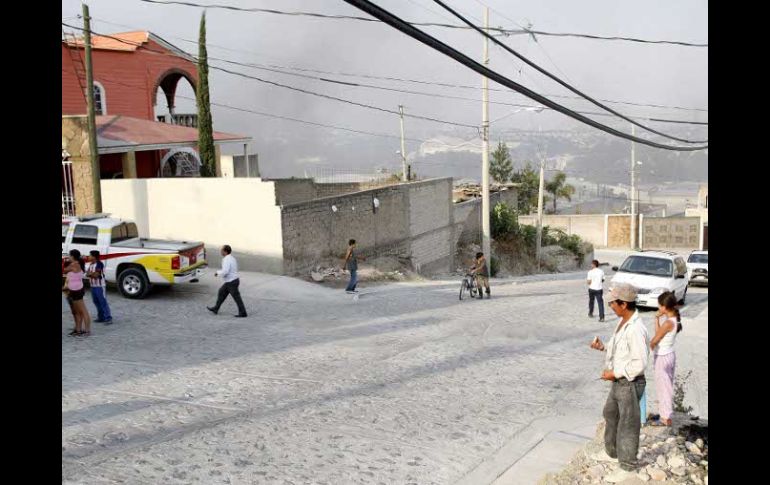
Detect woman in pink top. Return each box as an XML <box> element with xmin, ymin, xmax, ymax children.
<box><xmin>63</xmin><ymin>249</ymin><xmax>91</xmax><ymax>336</ymax></box>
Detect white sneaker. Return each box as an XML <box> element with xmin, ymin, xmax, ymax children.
<box><xmin>589</xmin><ymin>449</ymin><xmax>618</xmax><ymax>463</ymax></box>
<box><xmin>604</xmin><ymin>468</ymin><xmax>637</xmax><ymax>483</ymax></box>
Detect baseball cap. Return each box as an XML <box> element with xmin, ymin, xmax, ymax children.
<box><xmin>607</xmin><ymin>283</ymin><xmax>637</xmax><ymax>302</ymax></box>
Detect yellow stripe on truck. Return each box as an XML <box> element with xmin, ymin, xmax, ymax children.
<box><xmin>134</xmin><ymin>255</ymin><xmax>175</xmax><ymax>283</ymax></box>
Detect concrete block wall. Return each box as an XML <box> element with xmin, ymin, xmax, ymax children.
<box><xmin>408</xmin><ymin>179</ymin><xmax>454</xmax><ymax>273</ymax></box>
<box><xmin>281</xmin><ymin>184</ymin><xmax>411</xmax><ymax>275</ymax></box>
<box><xmin>281</xmin><ymin>178</ymin><xmax>455</xmax><ymax>276</ymax></box>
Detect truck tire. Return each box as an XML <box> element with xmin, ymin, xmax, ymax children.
<box><xmin>118</xmin><ymin>268</ymin><xmax>150</xmax><ymax>299</ymax></box>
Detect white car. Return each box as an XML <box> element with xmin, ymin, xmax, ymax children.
<box><xmin>686</xmin><ymin>250</ymin><xmax>708</xmax><ymax>286</ymax></box>
<box><xmin>611</xmin><ymin>251</ymin><xmax>690</xmax><ymax>308</ymax></box>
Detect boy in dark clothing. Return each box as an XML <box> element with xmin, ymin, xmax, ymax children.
<box><xmin>86</xmin><ymin>250</ymin><xmax>112</xmax><ymax>324</ymax></box>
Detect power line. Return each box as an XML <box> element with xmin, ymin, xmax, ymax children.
<box><xmin>61</xmin><ymin>20</ymin><xmax>706</xmax><ymax>148</ymax></box>
<box><xmin>339</xmin><ymin>1</ymin><xmax>707</xmax><ymax>151</ymax></box>
<box><xmin>136</xmin><ymin>0</ymin><xmax>708</xmax><ymax>47</ymax></box>
<box><xmin>210</xmin><ymin>57</ymin><xmax>708</xmax><ymax>126</ymax></box>
<box><xmin>429</xmin><ymin>0</ymin><xmax>706</xmax><ymax>144</ymax></box>
<box><xmin>80</xmin><ymin>15</ymin><xmax>709</xmax><ymax>115</ymax></box>
<box><xmin>61</xmin><ymin>22</ymin><xmax>480</xmax><ymax>132</ymax></box>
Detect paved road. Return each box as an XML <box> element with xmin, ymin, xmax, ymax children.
<box><xmin>62</xmin><ymin>270</ymin><xmax>707</xmax><ymax>484</ymax></box>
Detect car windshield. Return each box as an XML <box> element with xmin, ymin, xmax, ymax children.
<box><xmin>618</xmin><ymin>256</ymin><xmax>674</xmax><ymax>277</ymax></box>
<box><xmin>688</xmin><ymin>253</ymin><xmax>708</xmax><ymax>264</ymax></box>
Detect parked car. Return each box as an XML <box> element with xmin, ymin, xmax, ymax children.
<box><xmin>686</xmin><ymin>250</ymin><xmax>708</xmax><ymax>286</ymax></box>
<box><xmin>62</xmin><ymin>214</ymin><xmax>207</xmax><ymax>299</ymax></box>
<box><xmin>611</xmin><ymin>251</ymin><xmax>689</xmax><ymax>308</ymax></box>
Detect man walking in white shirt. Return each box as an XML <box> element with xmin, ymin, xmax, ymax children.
<box><xmin>589</xmin><ymin>283</ymin><xmax>650</xmax><ymax>482</ymax></box>
<box><xmin>207</xmin><ymin>245</ymin><xmax>248</xmax><ymax>318</ymax></box>
<box><xmin>587</xmin><ymin>259</ymin><xmax>606</xmax><ymax>322</ymax></box>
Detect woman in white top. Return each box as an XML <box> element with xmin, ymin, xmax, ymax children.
<box><xmin>649</xmin><ymin>291</ymin><xmax>682</xmax><ymax>426</ymax></box>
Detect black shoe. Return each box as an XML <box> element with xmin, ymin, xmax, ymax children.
<box><xmin>207</xmin><ymin>306</ymin><xmax>218</xmax><ymax>315</ymax></box>
<box><xmin>102</xmin><ymin>319</ymin><xmax>113</xmax><ymax>325</ymax></box>
<box><xmin>599</xmin><ymin>317</ymin><xmax>605</xmax><ymax>322</ymax></box>
<box><xmin>234</xmin><ymin>314</ymin><xmax>247</xmax><ymax>318</ymax></box>
<box><xmin>588</xmin><ymin>313</ymin><xmax>594</xmax><ymax>318</ymax></box>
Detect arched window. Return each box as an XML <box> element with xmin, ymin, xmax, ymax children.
<box><xmin>93</xmin><ymin>81</ymin><xmax>106</xmax><ymax>115</ymax></box>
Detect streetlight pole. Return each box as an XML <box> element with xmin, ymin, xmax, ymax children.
<box><xmin>399</xmin><ymin>105</ymin><xmax>407</xmax><ymax>182</ymax></box>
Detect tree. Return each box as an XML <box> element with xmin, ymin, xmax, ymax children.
<box><xmin>197</xmin><ymin>12</ymin><xmax>216</xmax><ymax>177</ymax></box>
<box><xmin>510</xmin><ymin>162</ymin><xmax>539</xmax><ymax>214</ymax></box>
<box><xmin>489</xmin><ymin>141</ymin><xmax>513</xmax><ymax>184</ymax></box>
<box><xmin>545</xmin><ymin>171</ymin><xmax>575</xmax><ymax>213</ymax></box>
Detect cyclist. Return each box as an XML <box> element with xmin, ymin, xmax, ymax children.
<box><xmin>471</xmin><ymin>252</ymin><xmax>491</xmax><ymax>299</ymax></box>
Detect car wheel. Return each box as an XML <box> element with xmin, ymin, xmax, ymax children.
<box><xmin>118</xmin><ymin>268</ymin><xmax>150</xmax><ymax>299</ymax></box>
<box><xmin>678</xmin><ymin>287</ymin><xmax>687</xmax><ymax>305</ymax></box>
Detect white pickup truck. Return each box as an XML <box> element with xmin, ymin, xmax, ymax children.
<box><xmin>62</xmin><ymin>214</ymin><xmax>207</xmax><ymax>299</ymax></box>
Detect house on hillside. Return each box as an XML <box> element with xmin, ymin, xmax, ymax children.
<box><xmin>61</xmin><ymin>30</ymin><xmax>252</xmax><ymax>215</ymax></box>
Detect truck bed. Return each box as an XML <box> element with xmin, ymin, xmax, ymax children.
<box><xmin>111</xmin><ymin>238</ymin><xmax>203</xmax><ymax>252</ymax></box>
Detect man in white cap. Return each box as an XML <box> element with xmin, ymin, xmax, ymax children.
<box><xmin>589</xmin><ymin>282</ymin><xmax>650</xmax><ymax>482</ymax></box>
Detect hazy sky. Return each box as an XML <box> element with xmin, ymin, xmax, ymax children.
<box><xmin>62</xmin><ymin>0</ymin><xmax>708</xmax><ymax>169</ymax></box>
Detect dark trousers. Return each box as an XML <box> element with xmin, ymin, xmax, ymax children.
<box><xmin>603</xmin><ymin>377</ymin><xmax>646</xmax><ymax>471</ymax></box>
<box><xmin>588</xmin><ymin>289</ymin><xmax>604</xmax><ymax>318</ymax></box>
<box><xmin>213</xmin><ymin>279</ymin><xmax>247</xmax><ymax>316</ymax></box>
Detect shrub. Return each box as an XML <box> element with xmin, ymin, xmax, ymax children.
<box><xmin>491</xmin><ymin>202</ymin><xmax>518</xmax><ymax>239</ymax></box>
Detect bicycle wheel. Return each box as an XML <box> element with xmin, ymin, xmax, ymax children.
<box><xmin>459</xmin><ymin>279</ymin><xmax>467</xmax><ymax>300</ymax></box>
<box><xmin>469</xmin><ymin>281</ymin><xmax>478</xmax><ymax>298</ymax></box>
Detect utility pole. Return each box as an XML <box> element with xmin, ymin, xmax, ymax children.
<box><xmin>83</xmin><ymin>2</ymin><xmax>102</xmax><ymax>212</ymax></box>
<box><xmin>481</xmin><ymin>7</ymin><xmax>491</xmax><ymax>262</ymax></box>
<box><xmin>630</xmin><ymin>124</ymin><xmax>637</xmax><ymax>250</ymax></box>
<box><xmin>536</xmin><ymin>159</ymin><xmax>545</xmax><ymax>271</ymax></box>
<box><xmin>535</xmin><ymin>122</ymin><xmax>545</xmax><ymax>271</ymax></box>
<box><xmin>399</xmin><ymin>105</ymin><xmax>407</xmax><ymax>182</ymax></box>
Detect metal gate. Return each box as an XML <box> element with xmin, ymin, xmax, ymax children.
<box><xmin>62</xmin><ymin>158</ymin><xmax>75</xmax><ymax>216</ymax></box>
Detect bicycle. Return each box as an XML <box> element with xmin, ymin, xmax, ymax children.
<box><xmin>459</xmin><ymin>273</ymin><xmax>479</xmax><ymax>300</ymax></box>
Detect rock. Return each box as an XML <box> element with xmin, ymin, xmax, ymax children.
<box><xmin>699</xmin><ymin>460</ymin><xmax>708</xmax><ymax>467</ymax></box>
<box><xmin>651</xmin><ymin>442</ymin><xmax>662</xmax><ymax>450</ymax></box>
<box><xmin>647</xmin><ymin>467</ymin><xmax>667</xmax><ymax>481</ymax></box>
<box><xmin>637</xmin><ymin>471</ymin><xmax>650</xmax><ymax>482</ymax></box>
<box><xmin>587</xmin><ymin>464</ymin><xmax>604</xmax><ymax>479</ymax></box>
<box><xmin>671</xmin><ymin>467</ymin><xmax>687</xmax><ymax>477</ymax></box>
<box><xmin>656</xmin><ymin>455</ymin><xmax>667</xmax><ymax>468</ymax></box>
<box><xmin>705</xmin><ymin>475</ymin><xmax>708</xmax><ymax>485</ymax></box>
<box><xmin>667</xmin><ymin>454</ymin><xmax>686</xmax><ymax>469</ymax></box>
<box><xmin>695</xmin><ymin>438</ymin><xmax>704</xmax><ymax>450</ymax></box>
<box><xmin>691</xmin><ymin>473</ymin><xmax>703</xmax><ymax>484</ymax></box>
<box><xmin>639</xmin><ymin>434</ymin><xmax>646</xmax><ymax>442</ymax></box>
<box><xmin>685</xmin><ymin>441</ymin><xmax>703</xmax><ymax>456</ymax></box>
<box><xmin>665</xmin><ymin>437</ymin><xmax>676</xmax><ymax>444</ymax></box>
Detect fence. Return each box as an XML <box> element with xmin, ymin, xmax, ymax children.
<box><xmin>62</xmin><ymin>159</ymin><xmax>75</xmax><ymax>216</ymax></box>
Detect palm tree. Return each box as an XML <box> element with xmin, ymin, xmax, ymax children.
<box><xmin>545</xmin><ymin>172</ymin><xmax>575</xmax><ymax>213</ymax></box>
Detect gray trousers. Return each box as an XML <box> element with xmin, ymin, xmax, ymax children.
<box><xmin>603</xmin><ymin>376</ymin><xmax>646</xmax><ymax>470</ymax></box>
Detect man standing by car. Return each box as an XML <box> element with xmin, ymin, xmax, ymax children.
<box><xmin>207</xmin><ymin>245</ymin><xmax>247</xmax><ymax>318</ymax></box>
<box><xmin>587</xmin><ymin>259</ymin><xmax>605</xmax><ymax>322</ymax></box>
<box><xmin>589</xmin><ymin>283</ymin><xmax>650</xmax><ymax>483</ymax></box>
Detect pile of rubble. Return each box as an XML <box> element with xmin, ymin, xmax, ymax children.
<box><xmin>540</xmin><ymin>414</ymin><xmax>708</xmax><ymax>484</ymax></box>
